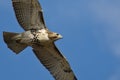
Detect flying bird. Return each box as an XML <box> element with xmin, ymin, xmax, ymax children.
<box><xmin>3</xmin><ymin>0</ymin><xmax>77</xmax><ymax>80</ymax></box>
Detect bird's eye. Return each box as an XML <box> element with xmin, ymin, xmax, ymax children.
<box><xmin>56</xmin><ymin>33</ymin><xmax>59</xmax><ymax>35</ymax></box>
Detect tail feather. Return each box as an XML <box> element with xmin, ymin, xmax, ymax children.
<box><xmin>3</xmin><ymin>31</ymin><xmax>27</xmax><ymax>54</ymax></box>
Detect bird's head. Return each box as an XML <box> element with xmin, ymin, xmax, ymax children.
<box><xmin>48</xmin><ymin>32</ymin><xmax>63</xmax><ymax>41</ymax></box>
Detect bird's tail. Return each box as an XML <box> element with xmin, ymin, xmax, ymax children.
<box><xmin>3</xmin><ymin>31</ymin><xmax>27</xmax><ymax>54</ymax></box>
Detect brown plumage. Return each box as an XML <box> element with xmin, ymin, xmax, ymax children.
<box><xmin>12</xmin><ymin>0</ymin><xmax>46</xmax><ymax>30</ymax></box>
<box><xmin>3</xmin><ymin>0</ymin><xmax>77</xmax><ymax>80</ymax></box>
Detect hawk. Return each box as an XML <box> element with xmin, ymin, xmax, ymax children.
<box><xmin>3</xmin><ymin>0</ymin><xmax>77</xmax><ymax>80</ymax></box>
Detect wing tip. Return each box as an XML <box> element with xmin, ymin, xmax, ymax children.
<box><xmin>74</xmin><ymin>75</ymin><xmax>77</xmax><ymax>80</ymax></box>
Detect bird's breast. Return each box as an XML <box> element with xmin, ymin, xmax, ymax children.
<box><xmin>35</xmin><ymin>32</ymin><xmax>49</xmax><ymax>42</ymax></box>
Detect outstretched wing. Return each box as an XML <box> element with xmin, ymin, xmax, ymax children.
<box><xmin>12</xmin><ymin>0</ymin><xmax>46</xmax><ymax>30</ymax></box>
<box><xmin>32</xmin><ymin>43</ymin><xmax>77</xmax><ymax>80</ymax></box>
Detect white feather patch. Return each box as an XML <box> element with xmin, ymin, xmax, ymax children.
<box><xmin>36</xmin><ymin>29</ymin><xmax>49</xmax><ymax>41</ymax></box>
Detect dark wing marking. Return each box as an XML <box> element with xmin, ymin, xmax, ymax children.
<box><xmin>12</xmin><ymin>0</ymin><xmax>46</xmax><ymax>30</ymax></box>
<box><xmin>32</xmin><ymin>43</ymin><xmax>77</xmax><ymax>80</ymax></box>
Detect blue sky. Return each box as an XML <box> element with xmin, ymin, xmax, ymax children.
<box><xmin>0</xmin><ymin>0</ymin><xmax>120</xmax><ymax>80</ymax></box>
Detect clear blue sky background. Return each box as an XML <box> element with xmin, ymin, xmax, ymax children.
<box><xmin>0</xmin><ymin>0</ymin><xmax>120</xmax><ymax>80</ymax></box>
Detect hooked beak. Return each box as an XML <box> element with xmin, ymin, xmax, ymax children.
<box><xmin>58</xmin><ymin>34</ymin><xmax>63</xmax><ymax>39</ymax></box>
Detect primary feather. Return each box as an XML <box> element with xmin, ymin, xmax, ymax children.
<box><xmin>12</xmin><ymin>0</ymin><xmax>46</xmax><ymax>30</ymax></box>
<box><xmin>32</xmin><ymin>42</ymin><xmax>77</xmax><ymax>80</ymax></box>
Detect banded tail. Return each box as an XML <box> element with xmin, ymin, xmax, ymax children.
<box><xmin>3</xmin><ymin>31</ymin><xmax>27</xmax><ymax>54</ymax></box>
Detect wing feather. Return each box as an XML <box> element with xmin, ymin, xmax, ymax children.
<box><xmin>12</xmin><ymin>0</ymin><xmax>46</xmax><ymax>30</ymax></box>
<box><xmin>32</xmin><ymin>43</ymin><xmax>77</xmax><ymax>80</ymax></box>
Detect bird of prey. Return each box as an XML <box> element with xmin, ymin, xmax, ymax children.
<box><xmin>3</xmin><ymin>0</ymin><xmax>77</xmax><ymax>80</ymax></box>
